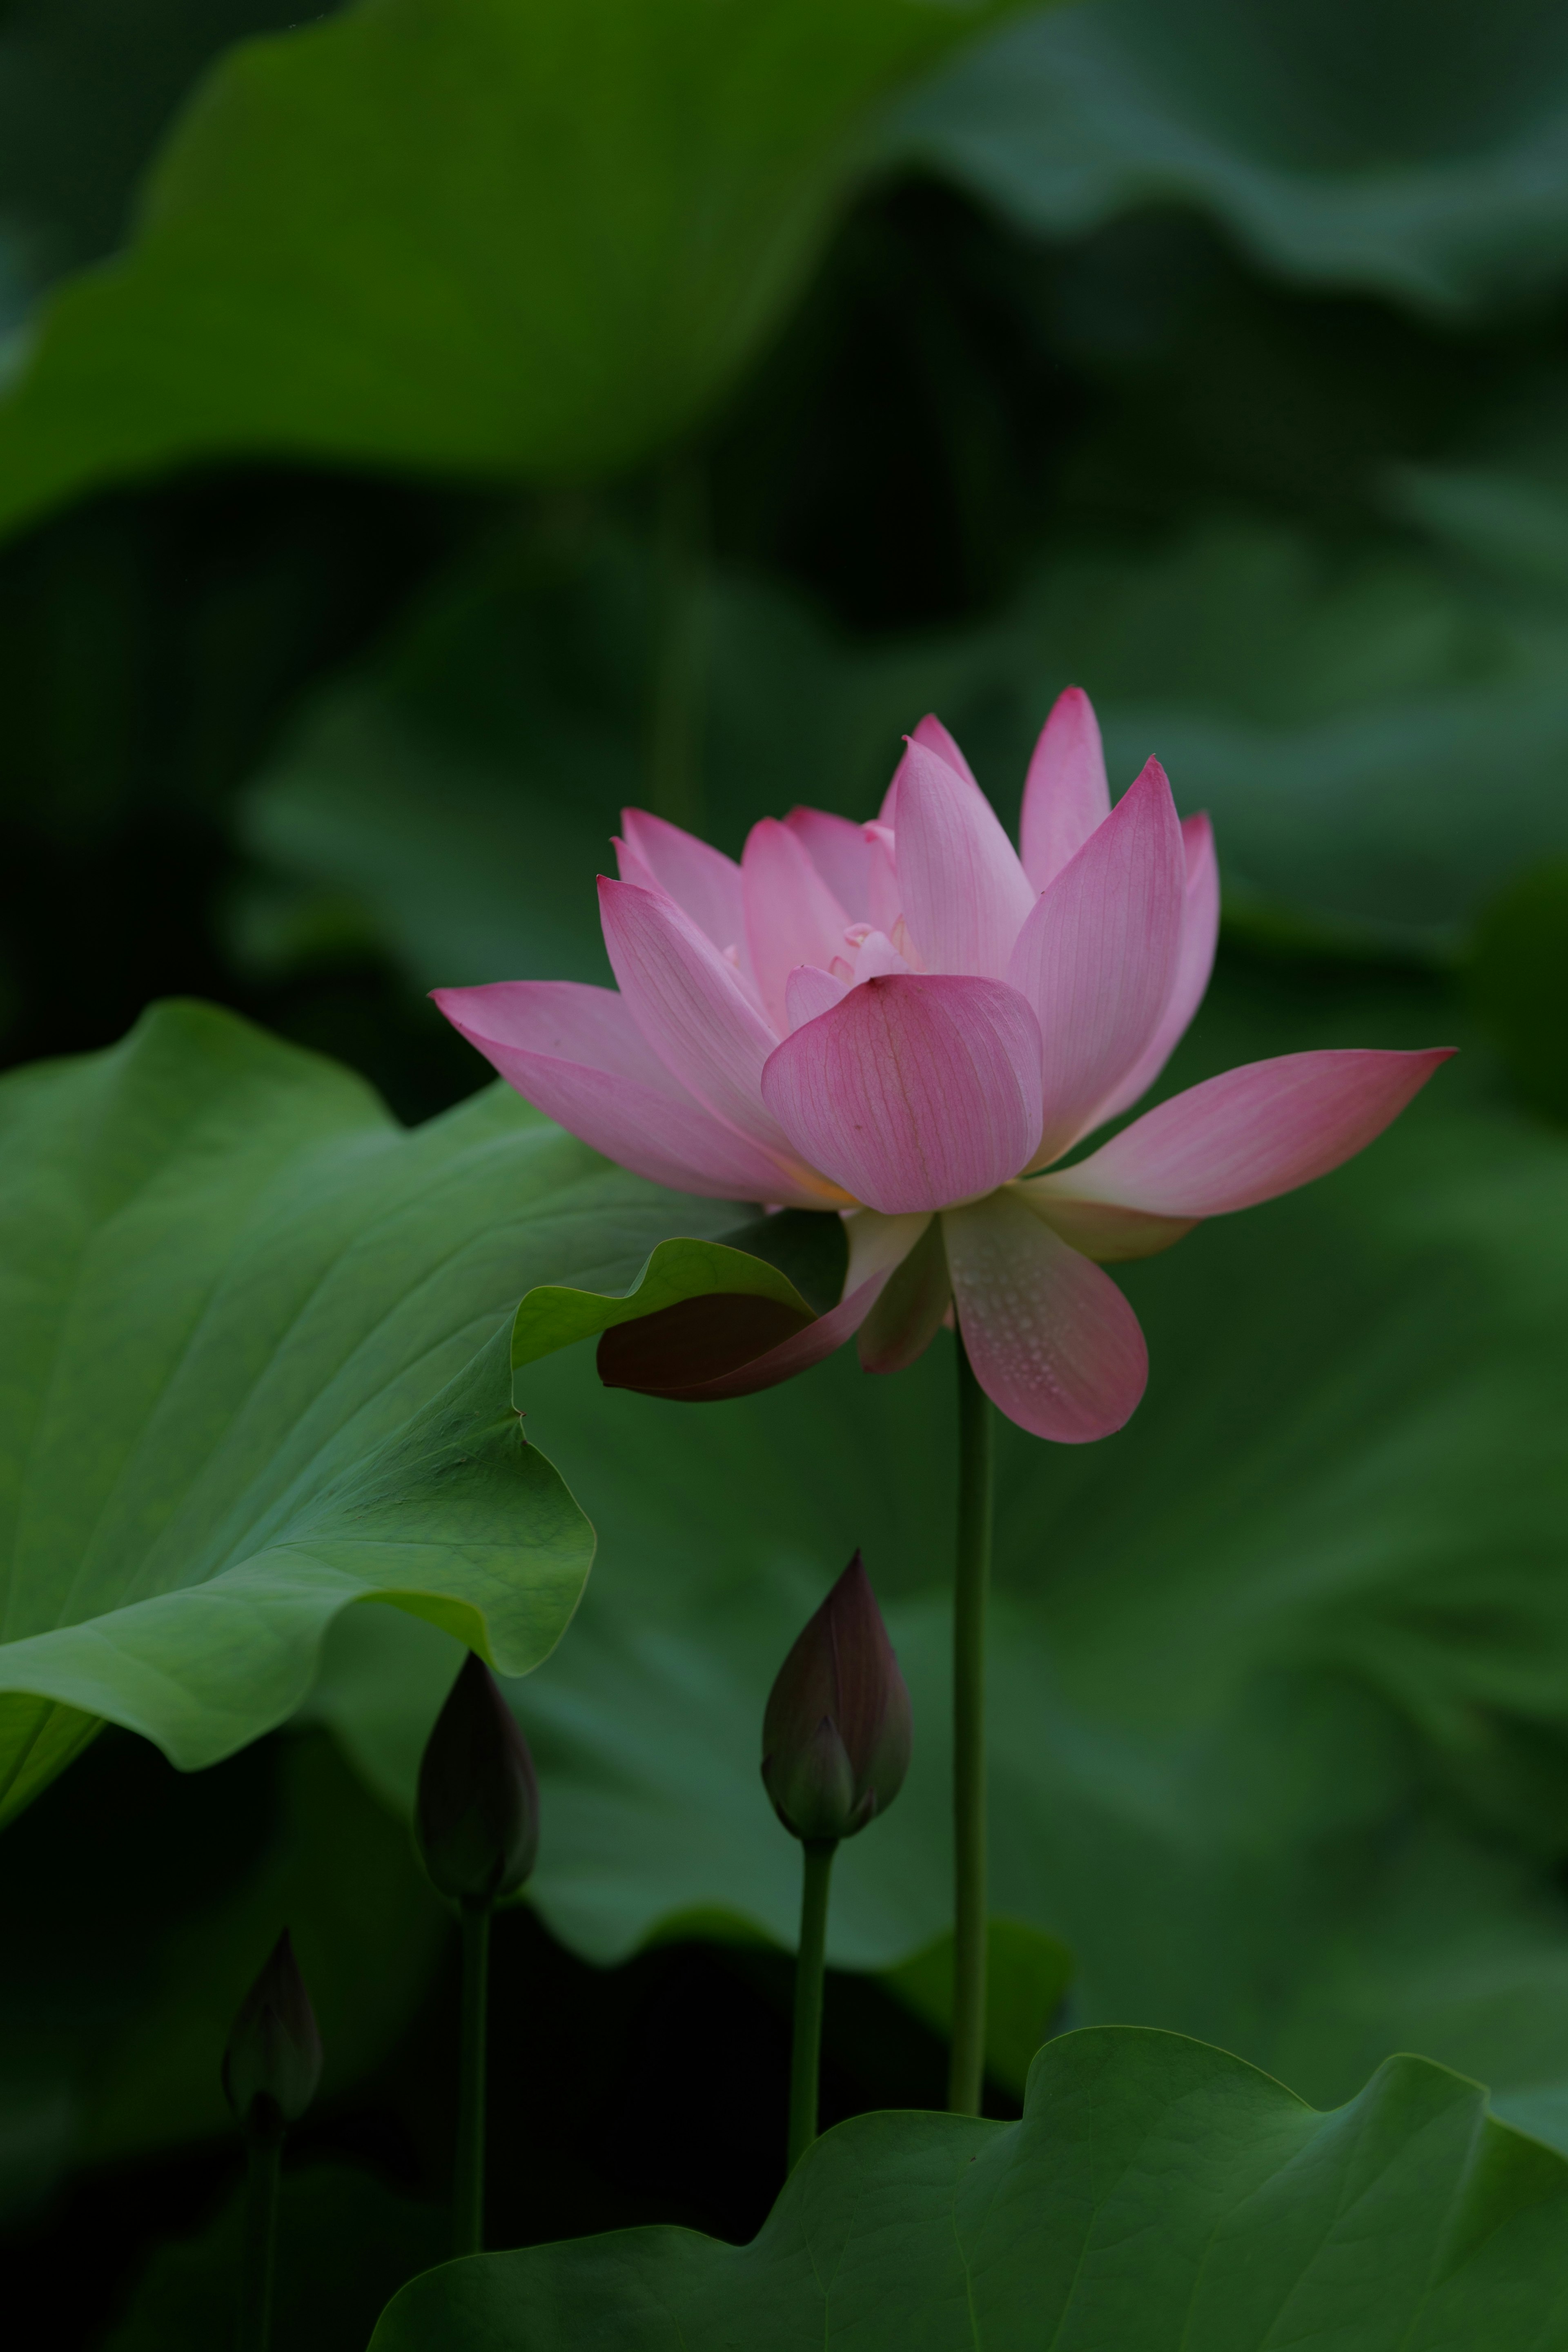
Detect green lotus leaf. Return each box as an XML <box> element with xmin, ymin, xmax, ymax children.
<box><xmin>895</xmin><ymin>0</ymin><xmax>1568</xmax><ymax>317</ymax></box>
<box><xmin>0</xmin><ymin>0</ymin><xmax>313</xmax><ymax>300</ymax></box>
<box><xmin>0</xmin><ymin>997</ymin><xmax>740</xmax><ymax>1821</ymax></box>
<box><xmin>370</xmin><ymin>2026</ymin><xmax>1568</xmax><ymax>2348</ymax></box>
<box><xmin>0</xmin><ymin>0</ymin><xmax>1024</xmax><ymax>542</ymax></box>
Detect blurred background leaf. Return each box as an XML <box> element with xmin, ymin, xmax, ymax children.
<box><xmin>882</xmin><ymin>1918</ymin><xmax>1074</xmax><ymax>2093</ymax></box>
<box><xmin>892</xmin><ymin>0</ymin><xmax>1568</xmax><ymax>314</ymax></box>
<box><xmin>240</xmin><ymin>497</ymin><xmax>1568</xmax><ymax>980</ymax></box>
<box><xmin>0</xmin><ymin>0</ymin><xmax>1025</xmax><ymax>535</ymax></box>
<box><xmin>1468</xmin><ymin>857</ymin><xmax>1568</xmax><ymax>1123</ymax></box>
<box><xmin>0</xmin><ymin>0</ymin><xmax>330</xmax><ymax>321</ymax></box>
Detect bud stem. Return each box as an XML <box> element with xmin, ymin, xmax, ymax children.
<box><xmin>949</xmin><ymin>1329</ymin><xmax>993</xmax><ymax>2116</ymax></box>
<box><xmin>786</xmin><ymin>1838</ymin><xmax>837</xmax><ymax>2170</ymax></box>
<box><xmin>453</xmin><ymin>1898</ymin><xmax>492</xmax><ymax>2256</ymax></box>
<box><xmin>237</xmin><ymin>2107</ymin><xmax>283</xmax><ymax>2352</ymax></box>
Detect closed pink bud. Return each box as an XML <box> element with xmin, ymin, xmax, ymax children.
<box><xmin>762</xmin><ymin>1553</ymin><xmax>911</xmax><ymax>1844</ymax></box>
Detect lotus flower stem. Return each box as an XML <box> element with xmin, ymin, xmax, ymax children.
<box><xmin>787</xmin><ymin>1838</ymin><xmax>838</xmax><ymax>2168</ymax></box>
<box><xmin>949</xmin><ymin>1330</ymin><xmax>995</xmax><ymax>2115</ymax></box>
<box><xmin>237</xmin><ymin>2111</ymin><xmax>282</xmax><ymax>2352</ymax></box>
<box><xmin>454</xmin><ymin>1897</ymin><xmax>492</xmax><ymax>2256</ymax></box>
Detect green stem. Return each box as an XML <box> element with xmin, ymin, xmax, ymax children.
<box><xmin>787</xmin><ymin>1838</ymin><xmax>837</xmax><ymax>2170</ymax></box>
<box><xmin>237</xmin><ymin>2109</ymin><xmax>283</xmax><ymax>2352</ymax></box>
<box><xmin>949</xmin><ymin>1329</ymin><xmax>994</xmax><ymax>2115</ymax></box>
<box><xmin>453</xmin><ymin>1898</ymin><xmax>492</xmax><ymax>2257</ymax></box>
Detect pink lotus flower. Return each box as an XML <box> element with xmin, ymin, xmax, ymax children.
<box><xmin>436</xmin><ymin>692</ymin><xmax>1450</xmax><ymax>1443</ymax></box>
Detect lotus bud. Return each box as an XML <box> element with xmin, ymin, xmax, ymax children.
<box><xmin>222</xmin><ymin>1930</ymin><xmax>323</xmax><ymax>2133</ymax></box>
<box><xmin>416</xmin><ymin>1651</ymin><xmax>540</xmax><ymax>1904</ymax></box>
<box><xmin>762</xmin><ymin>1553</ymin><xmax>912</xmax><ymax>1844</ymax></box>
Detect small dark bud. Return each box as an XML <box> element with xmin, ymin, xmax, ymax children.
<box><xmin>762</xmin><ymin>1553</ymin><xmax>912</xmax><ymax>1844</ymax></box>
<box><xmin>222</xmin><ymin>1930</ymin><xmax>322</xmax><ymax>2132</ymax></box>
<box><xmin>416</xmin><ymin>1651</ymin><xmax>540</xmax><ymax>1904</ymax></box>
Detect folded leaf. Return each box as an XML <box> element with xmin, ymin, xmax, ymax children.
<box><xmin>510</xmin><ymin>1234</ymin><xmax>815</xmax><ymax>1397</ymax></box>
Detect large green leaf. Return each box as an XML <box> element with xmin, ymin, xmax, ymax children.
<box><xmin>370</xmin><ymin>2026</ymin><xmax>1568</xmax><ymax>2348</ymax></box>
<box><xmin>0</xmin><ymin>998</ymin><xmax>741</xmax><ymax>1820</ymax></box>
<box><xmin>896</xmin><ymin>0</ymin><xmax>1568</xmax><ymax>316</ymax></box>
<box><xmin>313</xmin><ymin>961</ymin><xmax>1568</xmax><ymax>2129</ymax></box>
<box><xmin>0</xmin><ymin>0</ymin><xmax>321</xmax><ymax>309</ymax></box>
<box><xmin>0</xmin><ymin>0</ymin><xmax>1019</xmax><ymax>542</ymax></box>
